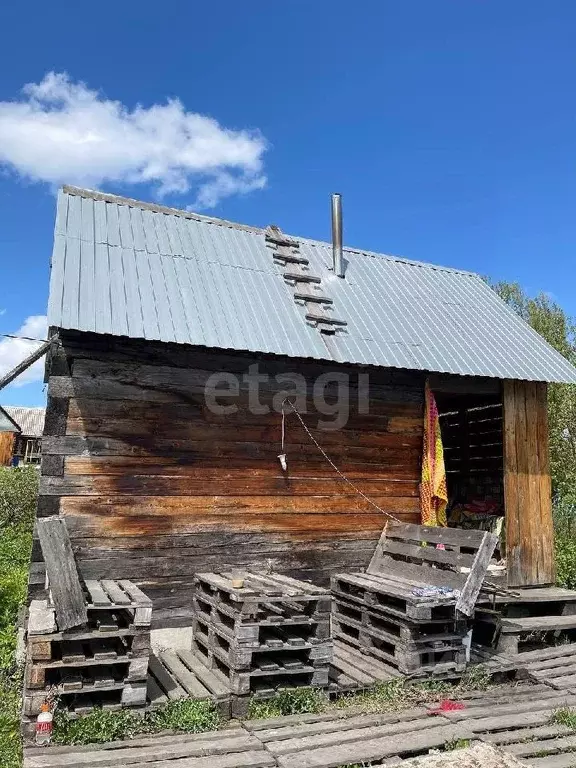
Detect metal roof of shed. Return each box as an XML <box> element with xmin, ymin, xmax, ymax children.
<box><xmin>3</xmin><ymin>407</ymin><xmax>45</xmax><ymax>437</ymax></box>
<box><xmin>47</xmin><ymin>186</ymin><xmax>576</xmax><ymax>384</ymax></box>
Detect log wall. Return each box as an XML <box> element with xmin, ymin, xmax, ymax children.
<box><xmin>34</xmin><ymin>332</ymin><xmax>426</xmax><ymax>627</ymax></box>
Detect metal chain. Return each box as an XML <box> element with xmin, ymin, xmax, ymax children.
<box><xmin>280</xmin><ymin>397</ymin><xmax>402</xmax><ymax>523</ymax></box>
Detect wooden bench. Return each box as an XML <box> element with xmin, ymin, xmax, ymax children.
<box><xmin>365</xmin><ymin>522</ymin><xmax>498</xmax><ymax>617</ymax></box>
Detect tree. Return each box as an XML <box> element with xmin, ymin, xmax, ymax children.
<box><xmin>493</xmin><ymin>282</ymin><xmax>576</xmax><ymax>499</ymax></box>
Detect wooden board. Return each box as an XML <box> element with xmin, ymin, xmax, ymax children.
<box><xmin>503</xmin><ymin>380</ymin><xmax>555</xmax><ymax>587</ymax></box>
<box><xmin>36</xmin><ymin>516</ymin><xmax>87</xmax><ymax>630</ymax></box>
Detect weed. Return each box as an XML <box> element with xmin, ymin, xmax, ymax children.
<box><xmin>444</xmin><ymin>737</ymin><xmax>471</xmax><ymax>750</ymax></box>
<box><xmin>248</xmin><ymin>687</ymin><xmax>328</xmax><ymax>719</ymax></box>
<box><xmin>53</xmin><ymin>698</ymin><xmax>222</xmax><ymax>745</ymax></box>
<box><xmin>455</xmin><ymin>665</ymin><xmax>492</xmax><ymax>692</ymax></box>
<box><xmin>551</xmin><ymin>708</ymin><xmax>576</xmax><ymax>730</ymax></box>
<box><xmin>53</xmin><ymin>708</ymin><xmax>144</xmax><ymax>745</ymax></box>
<box><xmin>145</xmin><ymin>699</ymin><xmax>221</xmax><ymax>732</ymax></box>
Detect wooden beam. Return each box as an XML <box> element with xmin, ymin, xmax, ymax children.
<box><xmin>37</xmin><ymin>516</ymin><xmax>87</xmax><ymax>630</ymax></box>
<box><xmin>0</xmin><ymin>334</ymin><xmax>58</xmax><ymax>392</ymax></box>
<box><xmin>503</xmin><ymin>380</ymin><xmax>554</xmax><ymax>587</ymax></box>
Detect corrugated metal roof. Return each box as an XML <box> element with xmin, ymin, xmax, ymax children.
<box><xmin>0</xmin><ymin>406</ymin><xmax>21</xmax><ymax>433</ymax></box>
<box><xmin>4</xmin><ymin>407</ymin><xmax>45</xmax><ymax>437</ymax></box>
<box><xmin>47</xmin><ymin>186</ymin><xmax>576</xmax><ymax>384</ymax></box>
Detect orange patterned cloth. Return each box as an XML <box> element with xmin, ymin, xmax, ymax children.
<box><xmin>420</xmin><ymin>382</ymin><xmax>448</xmax><ymax>527</ymax></box>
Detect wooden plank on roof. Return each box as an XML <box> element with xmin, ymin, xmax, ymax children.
<box><xmin>36</xmin><ymin>516</ymin><xmax>87</xmax><ymax>630</ymax></box>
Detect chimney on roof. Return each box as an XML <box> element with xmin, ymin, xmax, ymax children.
<box><xmin>331</xmin><ymin>193</ymin><xmax>344</xmax><ymax>278</ymax></box>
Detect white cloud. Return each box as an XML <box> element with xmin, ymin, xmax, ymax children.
<box><xmin>0</xmin><ymin>315</ymin><xmax>48</xmax><ymax>387</ymax></box>
<box><xmin>0</xmin><ymin>72</ymin><xmax>267</xmax><ymax>207</ymax></box>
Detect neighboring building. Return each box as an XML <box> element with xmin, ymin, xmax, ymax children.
<box><xmin>4</xmin><ymin>406</ymin><xmax>45</xmax><ymax>465</ymax></box>
<box><xmin>29</xmin><ymin>185</ymin><xmax>576</xmax><ymax>629</ymax></box>
<box><xmin>0</xmin><ymin>406</ymin><xmax>21</xmax><ymax>466</ymax></box>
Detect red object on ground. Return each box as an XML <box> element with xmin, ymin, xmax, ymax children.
<box><xmin>429</xmin><ymin>699</ymin><xmax>466</xmax><ymax>714</ymax></box>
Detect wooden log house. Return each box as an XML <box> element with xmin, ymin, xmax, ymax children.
<box><xmin>30</xmin><ymin>186</ymin><xmax>576</xmax><ymax>629</ymax></box>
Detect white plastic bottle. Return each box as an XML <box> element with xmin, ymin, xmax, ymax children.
<box><xmin>35</xmin><ymin>703</ymin><xmax>53</xmax><ymax>746</ymax></box>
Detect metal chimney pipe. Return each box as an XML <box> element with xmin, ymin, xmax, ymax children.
<box><xmin>331</xmin><ymin>193</ymin><xmax>344</xmax><ymax>278</ymax></box>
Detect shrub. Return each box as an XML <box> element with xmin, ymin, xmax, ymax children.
<box><xmin>0</xmin><ymin>466</ymin><xmax>39</xmax><ymax>529</ymax></box>
<box><xmin>553</xmin><ymin>495</ymin><xmax>576</xmax><ymax>589</ymax></box>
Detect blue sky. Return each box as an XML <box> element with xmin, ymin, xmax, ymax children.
<box><xmin>0</xmin><ymin>1</ymin><xmax>575</xmax><ymax>406</ymax></box>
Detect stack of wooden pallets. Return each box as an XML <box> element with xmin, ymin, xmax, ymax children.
<box><xmin>475</xmin><ymin>587</ymin><xmax>576</xmax><ymax>675</ymax></box>
<box><xmin>22</xmin><ymin>579</ymin><xmax>152</xmax><ymax>731</ymax></box>
<box><xmin>331</xmin><ymin>522</ymin><xmax>498</xmax><ymax>676</ymax></box>
<box><xmin>192</xmin><ymin>572</ymin><xmax>333</xmax><ymax>697</ymax></box>
<box><xmin>331</xmin><ymin>572</ymin><xmax>468</xmax><ymax>674</ymax></box>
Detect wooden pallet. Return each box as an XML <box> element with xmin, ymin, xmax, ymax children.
<box><xmin>23</xmin><ymin>582</ymin><xmax>152</xmax><ymax>720</ymax></box>
<box><xmin>194</xmin><ymin>594</ymin><xmax>330</xmax><ymax>643</ymax></box>
<box><xmin>195</xmin><ymin>572</ymin><xmax>331</xmax><ymax>618</ymax></box>
<box><xmin>477</xmin><ymin>613</ymin><xmax>576</xmax><ymax>657</ymax></box>
<box><xmin>332</xmin><ymin>613</ymin><xmax>466</xmax><ymax>675</ymax></box>
<box><xmin>478</xmin><ymin>587</ymin><xmax>576</xmax><ymax>617</ymax></box>
<box><xmin>331</xmin><ymin>572</ymin><xmax>458</xmax><ymax>622</ymax></box>
<box><xmin>515</xmin><ymin>643</ymin><xmax>576</xmax><ymax>692</ymax></box>
<box><xmin>334</xmin><ymin>596</ymin><xmax>466</xmax><ymax>645</ymax></box>
<box><xmin>148</xmin><ymin>649</ymin><xmax>232</xmax><ymax>716</ymax></box>
<box><xmin>193</xmin><ymin>613</ymin><xmax>332</xmax><ymax>670</ymax></box>
<box><xmin>193</xmin><ymin>631</ymin><xmax>329</xmax><ymax>695</ymax></box>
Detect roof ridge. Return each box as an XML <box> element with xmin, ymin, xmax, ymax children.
<box><xmin>61</xmin><ymin>186</ymin><xmax>478</xmax><ymax>278</ymax></box>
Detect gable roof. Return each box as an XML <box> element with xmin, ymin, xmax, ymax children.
<box><xmin>48</xmin><ymin>185</ymin><xmax>576</xmax><ymax>384</ymax></box>
<box><xmin>0</xmin><ymin>406</ymin><xmax>21</xmax><ymax>433</ymax></box>
<box><xmin>3</xmin><ymin>407</ymin><xmax>45</xmax><ymax>437</ymax></box>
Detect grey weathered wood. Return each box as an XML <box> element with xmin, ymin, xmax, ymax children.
<box><xmin>506</xmin><ymin>732</ymin><xmax>576</xmax><ymax>757</ymax></box>
<box><xmin>146</xmin><ymin>674</ymin><xmax>167</xmax><ymax>706</ymax></box>
<box><xmin>267</xmin><ymin>715</ymin><xmax>444</xmax><ymax>755</ymax></box>
<box><xmin>36</xmin><ymin>516</ymin><xmax>87</xmax><ymax>630</ymax></box>
<box><xmin>28</xmin><ymin>600</ymin><xmax>57</xmax><ymax>635</ymax></box>
<box><xmin>501</xmin><ymin>615</ymin><xmax>576</xmax><ymax>632</ymax></box>
<box><xmin>85</xmin><ymin>580</ymin><xmax>113</xmax><ymax>606</ymax></box>
<box><xmin>445</xmin><ymin>691</ymin><xmax>576</xmax><ymax>722</ymax></box>
<box><xmin>120</xmin><ymin>680</ymin><xmax>147</xmax><ymax>706</ymax></box>
<box><xmin>147</xmin><ymin>653</ymin><xmax>187</xmax><ymax>700</ymax></box>
<box><xmin>529</xmin><ymin>754</ymin><xmax>576</xmax><ymax>768</ymax></box>
<box><xmin>482</xmin><ymin>724</ymin><xmax>573</xmax><ymax>745</ymax></box>
<box><xmin>117</xmin><ymin>579</ymin><xmax>152</xmax><ymax>606</ymax></box>
<box><xmin>178</xmin><ymin>649</ymin><xmax>231</xmax><ymax>697</ymax></box>
<box><xmin>276</xmin><ymin>723</ymin><xmax>471</xmax><ymax>768</ymax></box>
<box><xmin>456</xmin><ymin>531</ymin><xmax>498</xmax><ymax>615</ymax></box>
<box><xmin>160</xmin><ymin>650</ymin><xmax>211</xmax><ymax>698</ymax></box>
<box><xmin>101</xmin><ymin>580</ymin><xmax>132</xmax><ymax>605</ymax></box>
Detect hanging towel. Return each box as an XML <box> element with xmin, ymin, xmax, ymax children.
<box><xmin>420</xmin><ymin>382</ymin><xmax>448</xmax><ymax>527</ymax></box>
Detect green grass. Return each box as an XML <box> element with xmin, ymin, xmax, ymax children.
<box><xmin>52</xmin><ymin>699</ymin><xmax>221</xmax><ymax>745</ymax></box>
<box><xmin>248</xmin><ymin>687</ymin><xmax>329</xmax><ymax>719</ymax></box>
<box><xmin>0</xmin><ymin>669</ymin><xmax>24</xmax><ymax>768</ymax></box>
<box><xmin>551</xmin><ymin>707</ymin><xmax>576</xmax><ymax>730</ymax></box>
<box><xmin>0</xmin><ymin>466</ymin><xmax>39</xmax><ymax>767</ymax></box>
<box><xmin>444</xmin><ymin>737</ymin><xmax>471</xmax><ymax>751</ymax></box>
